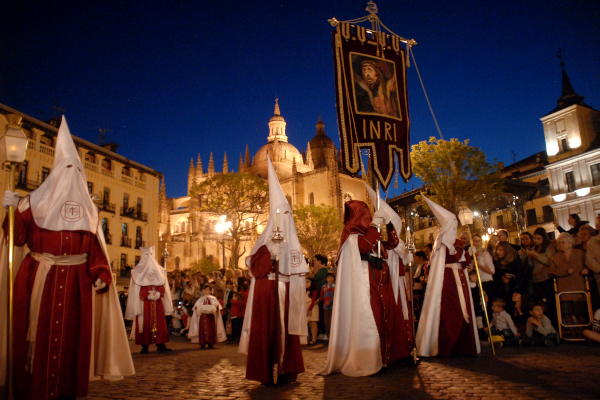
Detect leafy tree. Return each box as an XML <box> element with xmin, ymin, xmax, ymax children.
<box><xmin>411</xmin><ymin>137</ymin><xmax>503</xmax><ymax>217</ymax></box>
<box><xmin>188</xmin><ymin>257</ymin><xmax>221</xmax><ymax>275</ymax></box>
<box><xmin>293</xmin><ymin>203</ymin><xmax>344</xmax><ymax>260</ymax></box>
<box><xmin>190</xmin><ymin>173</ymin><xmax>269</xmax><ymax>269</ymax></box>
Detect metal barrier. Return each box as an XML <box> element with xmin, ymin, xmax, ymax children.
<box><xmin>554</xmin><ymin>276</ymin><xmax>594</xmax><ymax>342</ymax></box>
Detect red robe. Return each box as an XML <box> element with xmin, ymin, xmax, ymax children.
<box><xmin>135</xmin><ymin>286</ymin><xmax>169</xmax><ymax>346</ymax></box>
<box><xmin>357</xmin><ymin>224</ymin><xmax>412</xmax><ymax>364</ymax></box>
<box><xmin>246</xmin><ymin>245</ymin><xmax>305</xmax><ymax>384</ymax></box>
<box><xmin>7</xmin><ymin>205</ymin><xmax>112</xmax><ymax>400</ymax></box>
<box><xmin>438</xmin><ymin>240</ymin><xmax>478</xmax><ymax>357</ymax></box>
<box><xmin>197</xmin><ymin>297</ymin><xmax>218</xmax><ymax>346</ymax></box>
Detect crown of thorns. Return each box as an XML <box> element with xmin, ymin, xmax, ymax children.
<box><xmin>361</xmin><ymin>59</ymin><xmax>380</xmax><ymax>71</ymax></box>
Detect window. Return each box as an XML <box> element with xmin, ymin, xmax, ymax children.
<box><xmin>41</xmin><ymin>167</ymin><xmax>50</xmax><ymax>183</ymax></box>
<box><xmin>309</xmin><ymin>192</ymin><xmax>314</xmax><ymax>205</ymax></box>
<box><xmin>122</xmin><ymin>167</ymin><xmax>130</xmax><ymax>177</ymax></box>
<box><xmin>122</xmin><ymin>223</ymin><xmax>128</xmax><ymax>236</ymax></box>
<box><xmin>136</xmin><ymin>226</ymin><xmax>141</xmax><ymax>237</ymax></box>
<box><xmin>102</xmin><ymin>159</ymin><xmax>111</xmax><ymax>170</ymax></box>
<box><xmin>137</xmin><ymin>197</ymin><xmax>143</xmax><ymax>213</ymax></box>
<box><xmin>497</xmin><ymin>215</ymin><xmax>504</xmax><ymax>229</ymax></box>
<box><xmin>123</xmin><ymin>193</ymin><xmax>129</xmax><ymax>208</ymax></box>
<box><xmin>181</xmin><ymin>221</ymin><xmax>186</xmax><ymax>232</ymax></box>
<box><xmin>542</xmin><ymin>205</ymin><xmax>555</xmax><ymax>222</ymax></box>
<box><xmin>87</xmin><ymin>182</ymin><xmax>93</xmax><ymax>195</ymax></box>
<box><xmin>18</xmin><ymin>161</ymin><xmax>28</xmax><ymax>185</ymax></box>
<box><xmin>565</xmin><ymin>171</ymin><xmax>576</xmax><ymax>192</ymax></box>
<box><xmin>120</xmin><ymin>254</ymin><xmax>127</xmax><ymax>267</ymax></box>
<box><xmin>102</xmin><ymin>218</ymin><xmax>108</xmax><ymax>233</ymax></box>
<box><xmin>103</xmin><ymin>187</ymin><xmax>110</xmax><ymax>202</ymax></box>
<box><xmin>560</xmin><ymin>138</ymin><xmax>568</xmax><ymax>153</ymax></box>
<box><xmin>526</xmin><ymin>208</ymin><xmax>537</xmax><ymax>226</ymax></box>
<box><xmin>591</xmin><ymin>164</ymin><xmax>600</xmax><ymax>186</ymax></box>
<box><xmin>85</xmin><ymin>153</ymin><xmax>95</xmax><ymax>163</ymax></box>
<box><xmin>175</xmin><ymin>256</ymin><xmax>180</xmax><ymax>269</ymax></box>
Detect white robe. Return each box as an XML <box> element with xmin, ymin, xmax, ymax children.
<box><xmin>188</xmin><ymin>295</ymin><xmax>227</xmax><ymax>343</ymax></box>
<box><xmin>321</xmin><ymin>234</ymin><xmax>382</xmax><ymax>376</ymax></box>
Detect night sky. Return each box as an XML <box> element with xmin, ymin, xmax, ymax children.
<box><xmin>2</xmin><ymin>1</ymin><xmax>599</xmax><ymax>198</ymax></box>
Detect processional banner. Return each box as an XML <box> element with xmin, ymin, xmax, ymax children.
<box><xmin>332</xmin><ymin>22</ymin><xmax>411</xmax><ymax>189</ymax></box>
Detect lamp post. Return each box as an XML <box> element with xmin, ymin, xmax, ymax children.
<box><xmin>162</xmin><ymin>243</ymin><xmax>169</xmax><ymax>269</ymax></box>
<box><xmin>458</xmin><ymin>204</ymin><xmax>495</xmax><ymax>356</ymax></box>
<box><xmin>215</xmin><ymin>215</ymin><xmax>231</xmax><ymax>269</ymax></box>
<box><xmin>1</xmin><ymin>114</ymin><xmax>29</xmax><ymax>399</ymax></box>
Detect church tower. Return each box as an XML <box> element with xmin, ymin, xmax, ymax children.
<box><xmin>267</xmin><ymin>98</ymin><xmax>288</xmax><ymax>143</ymax></box>
<box><xmin>309</xmin><ymin>115</ymin><xmax>336</xmax><ymax>169</ymax></box>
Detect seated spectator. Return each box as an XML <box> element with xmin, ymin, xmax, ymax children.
<box><xmin>522</xmin><ymin>302</ymin><xmax>559</xmax><ymax>346</ymax></box>
<box><xmin>583</xmin><ymin>309</ymin><xmax>600</xmax><ymax>344</ymax></box>
<box><xmin>487</xmin><ymin>298</ymin><xmax>520</xmax><ymax>347</ymax></box>
<box><xmin>548</xmin><ymin>232</ymin><xmax>589</xmax><ymax>336</ymax></box>
<box><xmin>511</xmin><ymin>290</ymin><xmax>528</xmax><ymax>334</ymax></box>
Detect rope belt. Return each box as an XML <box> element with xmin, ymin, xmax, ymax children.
<box><xmin>445</xmin><ymin>262</ymin><xmax>470</xmax><ymax>324</ymax></box>
<box><xmin>26</xmin><ymin>252</ymin><xmax>88</xmax><ymax>371</ymax></box>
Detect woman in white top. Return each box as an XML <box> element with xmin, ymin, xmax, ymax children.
<box><xmin>470</xmin><ymin>233</ymin><xmax>496</xmax><ymax>301</ymax></box>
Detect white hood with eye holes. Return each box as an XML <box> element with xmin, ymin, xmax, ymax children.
<box><xmin>29</xmin><ymin>116</ymin><xmax>99</xmax><ymax>233</ymax></box>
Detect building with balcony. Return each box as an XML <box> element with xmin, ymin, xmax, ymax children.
<box><xmin>0</xmin><ymin>103</ymin><xmax>162</xmax><ymax>275</ymax></box>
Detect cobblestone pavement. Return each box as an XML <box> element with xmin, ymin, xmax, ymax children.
<box><xmin>82</xmin><ymin>335</ymin><xmax>600</xmax><ymax>400</ymax></box>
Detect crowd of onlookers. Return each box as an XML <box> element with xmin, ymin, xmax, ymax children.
<box><xmin>413</xmin><ymin>213</ymin><xmax>600</xmax><ymax>347</ymax></box>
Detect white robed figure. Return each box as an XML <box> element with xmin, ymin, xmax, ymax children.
<box><xmin>415</xmin><ymin>195</ymin><xmax>480</xmax><ymax>357</ymax></box>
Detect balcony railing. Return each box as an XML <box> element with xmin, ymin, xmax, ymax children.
<box><xmin>528</xmin><ymin>214</ymin><xmax>556</xmax><ymax>226</ymax></box>
<box><xmin>496</xmin><ymin>220</ymin><xmax>517</xmax><ymax>230</ymax></box>
<box><xmin>135</xmin><ymin>180</ymin><xmax>146</xmax><ymax>189</ymax></box>
<box><xmin>121</xmin><ymin>175</ymin><xmax>132</xmax><ymax>185</ymax></box>
<box><xmin>120</xmin><ymin>207</ymin><xmax>148</xmax><ymax>222</ymax></box>
<box><xmin>84</xmin><ymin>161</ymin><xmax>98</xmax><ymax>172</ymax></box>
<box><xmin>39</xmin><ymin>143</ymin><xmax>55</xmax><ymax>156</ymax></box>
<box><xmin>101</xmin><ymin>167</ymin><xmax>114</xmax><ymax>178</ymax></box>
<box><xmin>134</xmin><ymin>239</ymin><xmax>145</xmax><ymax>249</ymax></box>
<box><xmin>94</xmin><ymin>200</ymin><xmax>116</xmax><ymax>213</ymax></box>
<box><xmin>121</xmin><ymin>237</ymin><xmax>132</xmax><ymax>248</ymax></box>
<box><xmin>16</xmin><ymin>179</ymin><xmax>40</xmax><ymax>192</ymax></box>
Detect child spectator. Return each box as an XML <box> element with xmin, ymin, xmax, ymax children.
<box><xmin>511</xmin><ymin>290</ymin><xmax>528</xmax><ymax>334</ymax></box>
<box><xmin>306</xmin><ymin>278</ymin><xmax>319</xmax><ymax>345</ymax></box>
<box><xmin>229</xmin><ymin>292</ymin><xmax>244</xmax><ymax>341</ymax></box>
<box><xmin>319</xmin><ymin>273</ymin><xmax>335</xmax><ymax>340</ymax></box>
<box><xmin>522</xmin><ymin>302</ymin><xmax>559</xmax><ymax>346</ymax></box>
<box><xmin>487</xmin><ymin>298</ymin><xmax>520</xmax><ymax>347</ymax></box>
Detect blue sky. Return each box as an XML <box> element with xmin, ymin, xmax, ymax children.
<box><xmin>2</xmin><ymin>0</ymin><xmax>599</xmax><ymax>198</ymax></box>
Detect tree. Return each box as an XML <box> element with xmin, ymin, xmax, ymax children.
<box><xmin>411</xmin><ymin>137</ymin><xmax>503</xmax><ymax>217</ymax></box>
<box><xmin>293</xmin><ymin>203</ymin><xmax>344</xmax><ymax>260</ymax></box>
<box><xmin>188</xmin><ymin>257</ymin><xmax>221</xmax><ymax>275</ymax></box>
<box><xmin>190</xmin><ymin>173</ymin><xmax>269</xmax><ymax>270</ymax></box>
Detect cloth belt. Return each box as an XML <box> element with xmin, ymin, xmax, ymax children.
<box><xmin>26</xmin><ymin>252</ymin><xmax>88</xmax><ymax>371</ymax></box>
<box><xmin>445</xmin><ymin>262</ymin><xmax>470</xmax><ymax>324</ymax></box>
<box><xmin>268</xmin><ymin>273</ymin><xmax>290</xmax><ymax>282</ymax></box>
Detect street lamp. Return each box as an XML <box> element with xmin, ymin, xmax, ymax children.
<box><xmin>457</xmin><ymin>203</ymin><xmax>495</xmax><ymax>356</ymax></box>
<box><xmin>1</xmin><ymin>114</ymin><xmax>29</xmax><ymax>398</ymax></box>
<box><xmin>215</xmin><ymin>215</ymin><xmax>231</xmax><ymax>269</ymax></box>
<box><xmin>162</xmin><ymin>243</ymin><xmax>169</xmax><ymax>269</ymax></box>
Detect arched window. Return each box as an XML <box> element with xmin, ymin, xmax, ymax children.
<box><xmin>102</xmin><ymin>218</ymin><xmax>108</xmax><ymax>233</ymax></box>
<box><xmin>181</xmin><ymin>221</ymin><xmax>186</xmax><ymax>232</ymax></box>
<box><xmin>122</xmin><ymin>223</ymin><xmax>128</xmax><ymax>236</ymax></box>
<box><xmin>286</xmin><ymin>195</ymin><xmax>292</xmax><ymax>205</ymax></box>
<box><xmin>309</xmin><ymin>192</ymin><xmax>314</xmax><ymax>205</ymax></box>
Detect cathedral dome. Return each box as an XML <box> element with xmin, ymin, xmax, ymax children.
<box><xmin>254</xmin><ymin>141</ymin><xmax>303</xmax><ymax>165</ymax></box>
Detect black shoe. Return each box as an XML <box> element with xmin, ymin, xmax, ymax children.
<box><xmin>157</xmin><ymin>344</ymin><xmax>172</xmax><ymax>352</ymax></box>
<box><xmin>140</xmin><ymin>346</ymin><xmax>149</xmax><ymax>354</ymax></box>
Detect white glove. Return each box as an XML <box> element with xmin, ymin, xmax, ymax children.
<box><xmin>94</xmin><ymin>279</ymin><xmax>107</xmax><ymax>291</ymax></box>
<box><xmin>147</xmin><ymin>290</ymin><xmax>161</xmax><ymax>301</ymax></box>
<box><xmin>3</xmin><ymin>190</ymin><xmax>19</xmax><ymax>208</ymax></box>
<box><xmin>372</xmin><ymin>209</ymin><xmax>390</xmax><ymax>226</ymax></box>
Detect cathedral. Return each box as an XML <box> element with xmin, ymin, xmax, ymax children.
<box><xmin>159</xmin><ymin>99</ymin><xmax>368</xmax><ymax>271</ymax></box>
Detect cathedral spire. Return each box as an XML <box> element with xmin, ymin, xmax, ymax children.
<box><xmin>208</xmin><ymin>152</ymin><xmax>215</xmax><ymax>176</ymax></box>
<box><xmin>223</xmin><ymin>152</ymin><xmax>228</xmax><ymax>174</ymax></box>
<box><xmin>196</xmin><ymin>153</ymin><xmax>203</xmax><ymax>178</ymax></box>
<box><xmin>306</xmin><ymin>142</ymin><xmax>314</xmax><ymax>169</ymax></box>
<box><xmin>316</xmin><ymin>114</ymin><xmax>325</xmax><ymax>136</ymax></box>
<box><xmin>239</xmin><ymin>154</ymin><xmax>244</xmax><ymax>172</ymax></box>
<box><xmin>244</xmin><ymin>144</ymin><xmax>251</xmax><ymax>168</ymax></box>
<box><xmin>274</xmin><ymin>98</ymin><xmax>281</xmax><ymax>116</ymax></box>
<box><xmin>188</xmin><ymin>158</ymin><xmax>195</xmax><ymax>194</ymax></box>
<box><xmin>548</xmin><ymin>49</ymin><xmax>588</xmax><ymax>115</ymax></box>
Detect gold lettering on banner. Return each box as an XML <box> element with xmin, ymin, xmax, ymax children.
<box><xmin>385</xmin><ymin>122</ymin><xmax>393</xmax><ymax>140</ymax></box>
<box><xmin>363</xmin><ymin>119</ymin><xmax>367</xmax><ymax>139</ymax></box>
<box><xmin>394</xmin><ymin>124</ymin><xmax>397</xmax><ymax>141</ymax></box>
<box><xmin>341</xmin><ymin>22</ymin><xmax>351</xmax><ymax>40</ymax></box>
<box><xmin>357</xmin><ymin>26</ymin><xmax>366</xmax><ymax>44</ymax></box>
<box><xmin>392</xmin><ymin>36</ymin><xmax>401</xmax><ymax>53</ymax></box>
<box><xmin>370</xmin><ymin>121</ymin><xmax>381</xmax><ymax>140</ymax></box>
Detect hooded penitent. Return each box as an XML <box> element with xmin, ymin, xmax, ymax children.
<box><xmin>126</xmin><ymin>246</ymin><xmax>174</xmax><ymax>330</ymax></box>
<box><xmin>415</xmin><ymin>194</ymin><xmax>480</xmax><ymax>357</ymax></box>
<box><xmin>239</xmin><ymin>155</ymin><xmax>309</xmax><ymax>355</ymax></box>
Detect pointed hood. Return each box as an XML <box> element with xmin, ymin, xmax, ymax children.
<box><xmin>131</xmin><ymin>246</ymin><xmax>166</xmax><ymax>286</ymax></box>
<box><xmin>29</xmin><ymin>116</ymin><xmax>98</xmax><ymax>232</ymax></box>
<box><xmin>421</xmin><ymin>194</ymin><xmax>458</xmax><ymax>255</ymax></box>
<box><xmin>365</xmin><ymin>184</ymin><xmax>407</xmax><ymax>256</ymax></box>
<box><xmin>245</xmin><ymin>156</ymin><xmax>308</xmax><ymax>276</ymax></box>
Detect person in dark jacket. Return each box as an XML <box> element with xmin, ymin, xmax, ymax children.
<box><xmin>554</xmin><ymin>213</ymin><xmax>588</xmax><ymax>236</ymax></box>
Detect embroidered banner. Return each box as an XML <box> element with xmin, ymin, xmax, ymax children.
<box><xmin>332</xmin><ymin>22</ymin><xmax>411</xmax><ymax>189</ymax></box>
